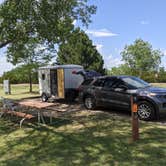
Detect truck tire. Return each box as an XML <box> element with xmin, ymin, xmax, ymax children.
<box><xmin>137</xmin><ymin>101</ymin><xmax>155</xmax><ymax>121</ymax></box>
<box><xmin>84</xmin><ymin>95</ymin><xmax>96</xmax><ymax>110</ymax></box>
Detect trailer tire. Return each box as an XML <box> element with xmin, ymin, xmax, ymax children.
<box><xmin>41</xmin><ymin>93</ymin><xmax>48</xmax><ymax>102</ymax></box>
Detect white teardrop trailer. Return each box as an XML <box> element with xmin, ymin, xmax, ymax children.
<box><xmin>38</xmin><ymin>65</ymin><xmax>84</xmax><ymax>102</ymax></box>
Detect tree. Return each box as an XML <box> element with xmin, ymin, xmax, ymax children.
<box><xmin>0</xmin><ymin>65</ymin><xmax>38</xmax><ymax>84</ymax></box>
<box><xmin>0</xmin><ymin>0</ymin><xmax>96</xmax><ymax>50</ymax></box>
<box><xmin>121</xmin><ymin>39</ymin><xmax>163</xmax><ymax>77</ymax></box>
<box><xmin>158</xmin><ymin>67</ymin><xmax>166</xmax><ymax>83</ymax></box>
<box><xmin>57</xmin><ymin>28</ymin><xmax>105</xmax><ymax>73</ymax></box>
<box><xmin>108</xmin><ymin>64</ymin><xmax>132</xmax><ymax>76</ymax></box>
<box><xmin>6</xmin><ymin>38</ymin><xmax>53</xmax><ymax>92</ymax></box>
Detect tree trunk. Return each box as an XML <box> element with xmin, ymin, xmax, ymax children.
<box><xmin>29</xmin><ymin>71</ymin><xmax>32</xmax><ymax>93</ymax></box>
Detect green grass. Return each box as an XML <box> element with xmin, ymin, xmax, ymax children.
<box><xmin>0</xmin><ymin>111</ymin><xmax>165</xmax><ymax>166</ymax></box>
<box><xmin>0</xmin><ymin>83</ymin><xmax>166</xmax><ymax>165</ymax></box>
<box><xmin>0</xmin><ymin>84</ymin><xmax>39</xmax><ymax>100</ymax></box>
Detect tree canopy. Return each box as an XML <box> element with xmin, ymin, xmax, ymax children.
<box><xmin>0</xmin><ymin>0</ymin><xmax>97</xmax><ymax>90</ymax></box>
<box><xmin>108</xmin><ymin>39</ymin><xmax>165</xmax><ymax>82</ymax></box>
<box><xmin>6</xmin><ymin>38</ymin><xmax>53</xmax><ymax>92</ymax></box>
<box><xmin>0</xmin><ymin>0</ymin><xmax>96</xmax><ymax>49</ymax></box>
<box><xmin>0</xmin><ymin>64</ymin><xmax>38</xmax><ymax>84</ymax></box>
<box><xmin>57</xmin><ymin>28</ymin><xmax>105</xmax><ymax>73</ymax></box>
<box><xmin>121</xmin><ymin>39</ymin><xmax>163</xmax><ymax>76</ymax></box>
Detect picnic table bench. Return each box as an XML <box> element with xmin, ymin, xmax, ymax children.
<box><xmin>0</xmin><ymin>98</ymin><xmax>36</xmax><ymax>128</ymax></box>
<box><xmin>0</xmin><ymin>109</ymin><xmax>35</xmax><ymax>128</ymax></box>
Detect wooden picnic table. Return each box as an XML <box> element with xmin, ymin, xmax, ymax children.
<box><xmin>18</xmin><ymin>99</ymin><xmax>57</xmax><ymax>125</ymax></box>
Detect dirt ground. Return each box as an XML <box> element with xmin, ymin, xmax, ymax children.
<box><xmin>17</xmin><ymin>97</ymin><xmax>166</xmax><ymax>125</ymax></box>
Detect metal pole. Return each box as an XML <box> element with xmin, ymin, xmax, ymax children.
<box><xmin>131</xmin><ymin>95</ymin><xmax>139</xmax><ymax>141</ymax></box>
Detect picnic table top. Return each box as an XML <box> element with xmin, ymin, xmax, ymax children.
<box><xmin>18</xmin><ymin>98</ymin><xmax>56</xmax><ymax>109</ymax></box>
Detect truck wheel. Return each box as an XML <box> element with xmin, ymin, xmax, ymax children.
<box><xmin>41</xmin><ymin>93</ymin><xmax>48</xmax><ymax>102</ymax></box>
<box><xmin>137</xmin><ymin>101</ymin><xmax>155</xmax><ymax>120</ymax></box>
<box><xmin>84</xmin><ymin>95</ymin><xmax>96</xmax><ymax>110</ymax></box>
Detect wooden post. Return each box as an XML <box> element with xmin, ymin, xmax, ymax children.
<box><xmin>131</xmin><ymin>95</ymin><xmax>139</xmax><ymax>141</ymax></box>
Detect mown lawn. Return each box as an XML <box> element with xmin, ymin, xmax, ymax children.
<box><xmin>0</xmin><ymin>83</ymin><xmax>166</xmax><ymax>165</ymax></box>
<box><xmin>0</xmin><ymin>111</ymin><xmax>166</xmax><ymax>166</ymax></box>
<box><xmin>0</xmin><ymin>84</ymin><xmax>39</xmax><ymax>100</ymax></box>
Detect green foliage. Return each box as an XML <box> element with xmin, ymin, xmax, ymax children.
<box><xmin>5</xmin><ymin>37</ymin><xmax>54</xmax><ymax>92</ymax></box>
<box><xmin>0</xmin><ymin>0</ymin><xmax>97</xmax><ymax>91</ymax></box>
<box><xmin>0</xmin><ymin>65</ymin><xmax>38</xmax><ymax>84</ymax></box>
<box><xmin>107</xmin><ymin>64</ymin><xmax>132</xmax><ymax>76</ymax></box>
<box><xmin>57</xmin><ymin>28</ymin><xmax>105</xmax><ymax>73</ymax></box>
<box><xmin>108</xmin><ymin>66</ymin><xmax>166</xmax><ymax>83</ymax></box>
<box><xmin>6</xmin><ymin>38</ymin><xmax>53</xmax><ymax>65</ymax></box>
<box><xmin>0</xmin><ymin>0</ymin><xmax>96</xmax><ymax>49</ymax></box>
<box><xmin>157</xmin><ymin>67</ymin><xmax>166</xmax><ymax>83</ymax></box>
<box><xmin>108</xmin><ymin>39</ymin><xmax>166</xmax><ymax>82</ymax></box>
<box><xmin>121</xmin><ymin>39</ymin><xmax>163</xmax><ymax>76</ymax></box>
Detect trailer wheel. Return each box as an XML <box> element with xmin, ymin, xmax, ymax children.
<box><xmin>41</xmin><ymin>93</ymin><xmax>48</xmax><ymax>102</ymax></box>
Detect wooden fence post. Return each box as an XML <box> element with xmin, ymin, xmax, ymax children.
<box><xmin>131</xmin><ymin>95</ymin><xmax>139</xmax><ymax>141</ymax></box>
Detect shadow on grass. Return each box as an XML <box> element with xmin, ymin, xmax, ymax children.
<box><xmin>0</xmin><ymin>112</ymin><xmax>165</xmax><ymax>166</ymax></box>
<box><xmin>0</xmin><ymin>119</ymin><xmax>19</xmax><ymax>135</ymax></box>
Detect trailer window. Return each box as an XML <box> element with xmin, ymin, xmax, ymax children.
<box><xmin>42</xmin><ymin>74</ymin><xmax>45</xmax><ymax>80</ymax></box>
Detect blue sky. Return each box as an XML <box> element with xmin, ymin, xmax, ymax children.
<box><xmin>1</xmin><ymin>0</ymin><xmax>166</xmax><ymax>75</ymax></box>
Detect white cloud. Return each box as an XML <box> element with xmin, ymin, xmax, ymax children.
<box><xmin>86</xmin><ymin>29</ymin><xmax>118</xmax><ymax>37</ymax></box>
<box><xmin>104</xmin><ymin>54</ymin><xmax>124</xmax><ymax>69</ymax></box>
<box><xmin>72</xmin><ymin>20</ymin><xmax>77</xmax><ymax>26</ymax></box>
<box><xmin>163</xmin><ymin>50</ymin><xmax>166</xmax><ymax>56</ymax></box>
<box><xmin>140</xmin><ymin>20</ymin><xmax>149</xmax><ymax>25</ymax></box>
<box><xmin>95</xmin><ymin>44</ymin><xmax>103</xmax><ymax>52</ymax></box>
<box><xmin>0</xmin><ymin>56</ymin><xmax>14</xmax><ymax>76</ymax></box>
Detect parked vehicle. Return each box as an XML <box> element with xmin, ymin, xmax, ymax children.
<box><xmin>38</xmin><ymin>65</ymin><xmax>84</xmax><ymax>102</ymax></box>
<box><xmin>79</xmin><ymin>76</ymin><xmax>166</xmax><ymax>120</ymax></box>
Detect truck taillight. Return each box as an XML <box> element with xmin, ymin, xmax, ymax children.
<box><xmin>72</xmin><ymin>71</ymin><xmax>77</xmax><ymax>74</ymax></box>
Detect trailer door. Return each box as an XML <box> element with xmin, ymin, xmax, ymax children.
<box><xmin>50</xmin><ymin>69</ymin><xmax>57</xmax><ymax>96</ymax></box>
<box><xmin>57</xmin><ymin>68</ymin><xmax>65</xmax><ymax>98</ymax></box>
